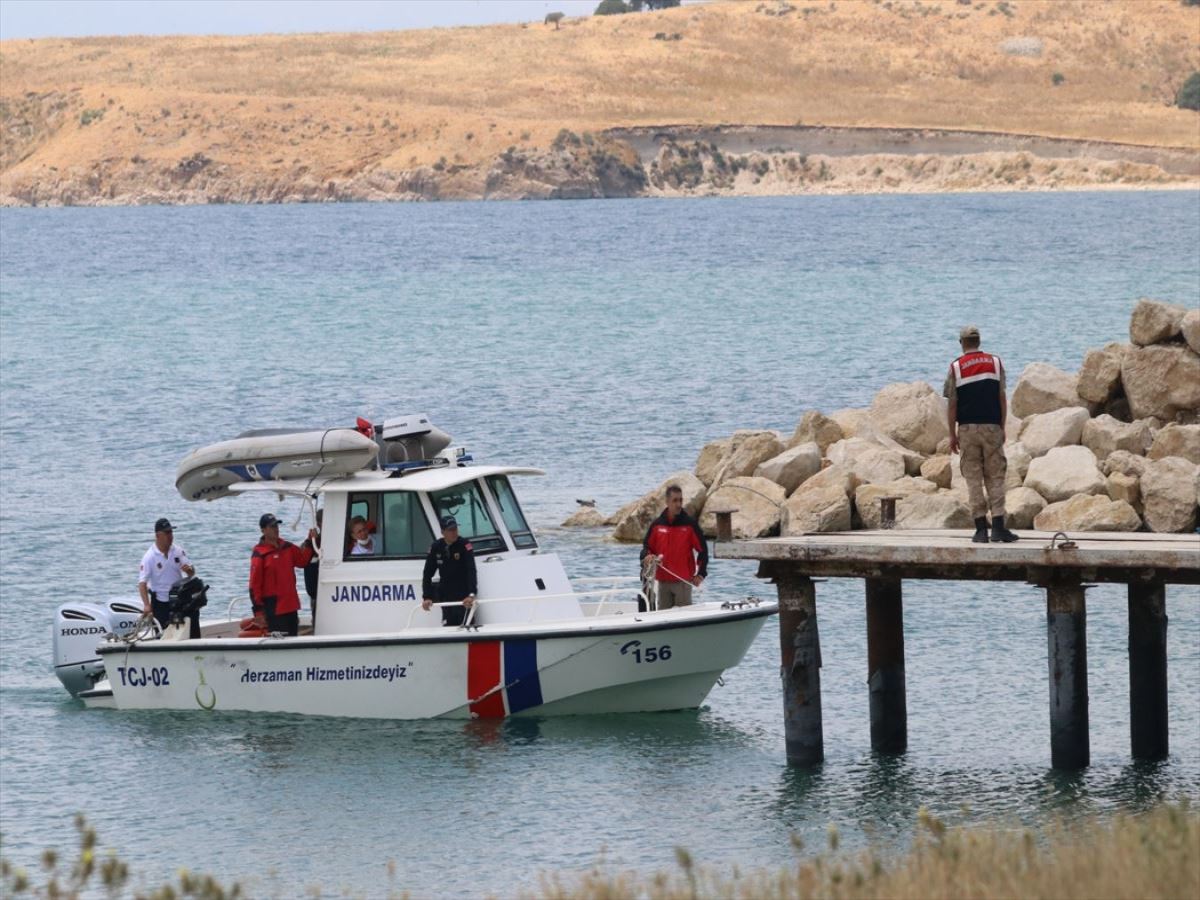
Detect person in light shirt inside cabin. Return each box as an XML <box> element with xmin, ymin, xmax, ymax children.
<box><xmin>348</xmin><ymin>515</ymin><xmax>377</xmax><ymax>556</ymax></box>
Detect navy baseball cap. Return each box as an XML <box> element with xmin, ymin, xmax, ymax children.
<box><xmin>154</xmin><ymin>517</ymin><xmax>173</xmax><ymax>532</ymax></box>
<box><xmin>440</xmin><ymin>515</ymin><xmax>458</xmax><ymax>530</ymax></box>
<box><xmin>259</xmin><ymin>513</ymin><xmax>281</xmax><ymax>528</ymax></box>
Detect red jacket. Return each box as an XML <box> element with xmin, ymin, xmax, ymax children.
<box><xmin>249</xmin><ymin>539</ymin><xmax>315</xmax><ymax>616</ymax></box>
<box><xmin>640</xmin><ymin>510</ymin><xmax>708</xmax><ymax>583</ymax></box>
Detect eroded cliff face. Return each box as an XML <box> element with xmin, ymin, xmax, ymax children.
<box><xmin>1</xmin><ymin>126</ymin><xmax>1193</xmax><ymax>207</ymax></box>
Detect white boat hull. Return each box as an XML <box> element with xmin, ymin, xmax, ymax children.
<box><xmin>88</xmin><ymin>604</ymin><xmax>773</xmax><ymax>719</ymax></box>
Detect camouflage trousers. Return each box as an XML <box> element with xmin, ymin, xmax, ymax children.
<box><xmin>958</xmin><ymin>423</ymin><xmax>1007</xmax><ymax>519</ymax></box>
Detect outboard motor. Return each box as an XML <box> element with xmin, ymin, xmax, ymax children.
<box><xmin>53</xmin><ymin>599</ymin><xmax>148</xmax><ymax>697</ymax></box>
<box><xmin>163</xmin><ymin>576</ymin><xmax>209</xmax><ymax>640</ymax></box>
<box><xmin>378</xmin><ymin>413</ymin><xmax>452</xmax><ymax>466</ymax></box>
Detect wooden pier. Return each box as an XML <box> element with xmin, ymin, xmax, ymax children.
<box><xmin>713</xmin><ymin>527</ymin><xmax>1199</xmax><ymax>769</ymax></box>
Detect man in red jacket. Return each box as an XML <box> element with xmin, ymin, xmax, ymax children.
<box><xmin>249</xmin><ymin>513</ymin><xmax>317</xmax><ymax>636</ymax></box>
<box><xmin>639</xmin><ymin>484</ymin><xmax>708</xmax><ymax>610</ymax></box>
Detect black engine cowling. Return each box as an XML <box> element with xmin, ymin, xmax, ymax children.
<box><xmin>167</xmin><ymin>576</ymin><xmax>209</xmax><ymax>626</ymax></box>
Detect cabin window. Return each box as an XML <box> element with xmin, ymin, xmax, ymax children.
<box><xmin>344</xmin><ymin>491</ymin><xmax>433</xmax><ymax>560</ymax></box>
<box><xmin>486</xmin><ymin>475</ymin><xmax>537</xmax><ymax>549</ymax></box>
<box><xmin>429</xmin><ymin>481</ymin><xmax>504</xmax><ymax>554</ymax></box>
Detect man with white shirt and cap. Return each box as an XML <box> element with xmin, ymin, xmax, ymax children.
<box><xmin>138</xmin><ymin>517</ymin><xmax>197</xmax><ymax>634</ymax></box>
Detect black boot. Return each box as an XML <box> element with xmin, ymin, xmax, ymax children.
<box><xmin>972</xmin><ymin>517</ymin><xmax>990</xmax><ymax>543</ymax></box>
<box><xmin>991</xmin><ymin>515</ymin><xmax>1019</xmax><ymax>543</ymax></box>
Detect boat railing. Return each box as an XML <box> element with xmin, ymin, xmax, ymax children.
<box><xmin>403</xmin><ymin>583</ymin><xmax>647</xmax><ymax>629</ymax></box>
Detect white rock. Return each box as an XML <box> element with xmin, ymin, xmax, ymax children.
<box><xmin>1077</xmin><ymin>343</ymin><xmax>1127</xmax><ymax>405</ymax></box>
<box><xmin>797</xmin><ymin>463</ymin><xmax>859</xmax><ymax>498</ymax></box>
<box><xmin>754</xmin><ymin>442</ymin><xmax>823</xmax><ymax>494</ymax></box>
<box><xmin>1004</xmin><ymin>441</ymin><xmax>1033</xmax><ymax>489</ymax></box>
<box><xmin>829</xmin><ymin>408</ymin><xmax>870</xmax><ymax>439</ymax></box>
<box><xmin>1103</xmin><ymin>450</ymin><xmax>1149</xmax><ymax>479</ymax></box>
<box><xmin>783</xmin><ymin>479</ymin><xmax>852</xmax><ymax>534</ymax></box>
<box><xmin>1182</xmin><ymin>308</ymin><xmax>1200</xmax><ymax>354</ymax></box>
<box><xmin>1106</xmin><ymin>471</ymin><xmax>1141</xmax><ymax>514</ymax></box>
<box><xmin>1121</xmin><ymin>345</ymin><xmax>1200</xmax><ymax>422</ymax></box>
<box><xmin>1080</xmin><ymin>415</ymin><xmax>1153</xmax><ymax>461</ymax></box>
<box><xmin>1005</xmin><ymin>486</ymin><xmax>1047</xmax><ymax>529</ymax></box>
<box><xmin>893</xmin><ymin>492</ymin><xmax>974</xmax><ymax>530</ymax></box>
<box><xmin>1024</xmin><ymin>445</ymin><xmax>1106</xmax><ymax>503</ymax></box>
<box><xmin>610</xmin><ymin>472</ymin><xmax>707</xmax><ymax>543</ymax></box>
<box><xmin>1129</xmin><ymin>297</ymin><xmax>1189</xmax><ymax>346</ymax></box>
<box><xmin>854</xmin><ymin>477</ymin><xmax>939</xmax><ymax>529</ymax></box>
<box><xmin>920</xmin><ymin>455</ymin><xmax>952</xmax><ymax>489</ymax></box>
<box><xmin>694</xmin><ymin>437</ymin><xmax>732</xmax><ymax>487</ymax></box>
<box><xmin>868</xmin><ymin>381</ymin><xmax>949</xmax><ymax>455</ymax></box>
<box><xmin>1140</xmin><ymin>456</ymin><xmax>1200</xmax><ymax>533</ymax></box>
<box><xmin>1011</xmin><ymin>362</ymin><xmax>1081</xmax><ymax>418</ymax></box>
<box><xmin>790</xmin><ymin>411</ymin><xmax>844</xmax><ymax>454</ymax></box>
<box><xmin>1033</xmin><ymin>494</ymin><xmax>1142</xmax><ymax>532</ymax></box>
<box><xmin>699</xmin><ymin>476</ymin><xmax>786</xmax><ymax>538</ymax></box>
<box><xmin>564</xmin><ymin>505</ymin><xmax>608</xmax><ymax>528</ymax></box>
<box><xmin>855</xmin><ymin>420</ymin><xmax>926</xmax><ymax>475</ymax></box>
<box><xmin>710</xmin><ymin>430</ymin><xmax>785</xmax><ymax>491</ymax></box>
<box><xmin>1147</xmin><ymin>424</ymin><xmax>1200</xmax><ymax>464</ymax></box>
<box><xmin>826</xmin><ymin>438</ymin><xmax>907</xmax><ymax>485</ymax></box>
<box><xmin>1019</xmin><ymin>407</ymin><xmax>1091</xmax><ymax>458</ymax></box>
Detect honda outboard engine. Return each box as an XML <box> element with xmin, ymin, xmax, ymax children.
<box><xmin>53</xmin><ymin>599</ymin><xmax>148</xmax><ymax>697</ymax></box>
<box><xmin>163</xmin><ymin>576</ymin><xmax>209</xmax><ymax>639</ymax></box>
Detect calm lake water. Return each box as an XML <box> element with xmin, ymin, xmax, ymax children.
<box><xmin>1</xmin><ymin>192</ymin><xmax>1198</xmax><ymax>897</ymax></box>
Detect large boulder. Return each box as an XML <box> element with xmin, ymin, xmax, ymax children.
<box><xmin>1080</xmin><ymin>415</ymin><xmax>1153</xmax><ymax>461</ymax></box>
<box><xmin>1147</xmin><ymin>423</ymin><xmax>1200</xmax><ymax>464</ymax></box>
<box><xmin>920</xmin><ymin>454</ymin><xmax>952</xmax><ymax>489</ymax></box>
<box><xmin>1033</xmin><ymin>495</ymin><xmax>1142</xmax><ymax>532</ymax></box>
<box><xmin>1077</xmin><ymin>343</ymin><xmax>1128</xmax><ymax>405</ymax></box>
<box><xmin>709</xmin><ymin>430</ymin><xmax>785</xmax><ymax>490</ymax></box>
<box><xmin>1011</xmin><ymin>362</ymin><xmax>1080</xmax><ymax>418</ymax></box>
<box><xmin>854</xmin><ymin>477</ymin><xmax>939</xmax><ymax>529</ymax></box>
<box><xmin>796</xmin><ymin>463</ymin><xmax>859</xmax><ymax>498</ymax></box>
<box><xmin>699</xmin><ymin>476</ymin><xmax>786</xmax><ymax>538</ymax></box>
<box><xmin>754</xmin><ymin>442</ymin><xmax>823</xmax><ymax>494</ymax></box>
<box><xmin>610</xmin><ymin>472</ymin><xmax>707</xmax><ymax>543</ymax></box>
<box><xmin>1129</xmin><ymin>297</ymin><xmax>1189</xmax><ymax>346</ymax></box>
<box><xmin>1106</xmin><ymin>471</ymin><xmax>1141</xmax><ymax>515</ymax></box>
<box><xmin>783</xmin><ymin>477</ymin><xmax>852</xmax><ymax>535</ymax></box>
<box><xmin>1140</xmin><ymin>456</ymin><xmax>1200</xmax><ymax>533</ymax></box>
<box><xmin>829</xmin><ymin>408</ymin><xmax>870</xmax><ymax>439</ymax></box>
<box><xmin>561</xmin><ymin>506</ymin><xmax>607</xmax><ymax>528</ymax></box>
<box><xmin>1024</xmin><ymin>445</ymin><xmax>1106</xmax><ymax>502</ymax></box>
<box><xmin>1019</xmin><ymin>406</ymin><xmax>1091</xmax><ymax>458</ymax></box>
<box><xmin>1182</xmin><ymin>308</ymin><xmax>1200</xmax><ymax>354</ymax></box>
<box><xmin>893</xmin><ymin>492</ymin><xmax>974</xmax><ymax>530</ymax></box>
<box><xmin>826</xmin><ymin>438</ymin><xmax>907</xmax><ymax>485</ymax></box>
<box><xmin>1005</xmin><ymin>486</ymin><xmax>1048</xmax><ymax>529</ymax></box>
<box><xmin>855</xmin><ymin>420</ymin><xmax>926</xmax><ymax>475</ymax></box>
<box><xmin>868</xmin><ymin>381</ymin><xmax>949</xmax><ymax>455</ymax></box>
<box><xmin>1004</xmin><ymin>441</ymin><xmax>1033</xmax><ymax>489</ymax></box>
<box><xmin>694</xmin><ymin>437</ymin><xmax>732</xmax><ymax>487</ymax></box>
<box><xmin>789</xmin><ymin>411</ymin><xmax>844</xmax><ymax>454</ymax></box>
<box><xmin>1121</xmin><ymin>345</ymin><xmax>1200</xmax><ymax>421</ymax></box>
<box><xmin>1103</xmin><ymin>450</ymin><xmax>1150</xmax><ymax>479</ymax></box>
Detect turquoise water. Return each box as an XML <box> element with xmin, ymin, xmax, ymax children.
<box><xmin>1</xmin><ymin>193</ymin><xmax>1198</xmax><ymax>897</ymax></box>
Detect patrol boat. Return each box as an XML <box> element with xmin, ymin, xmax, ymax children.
<box><xmin>52</xmin><ymin>415</ymin><xmax>776</xmax><ymax>719</ymax></box>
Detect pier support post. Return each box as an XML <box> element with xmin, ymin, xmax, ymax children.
<box><xmin>1046</xmin><ymin>579</ymin><xmax>1089</xmax><ymax>769</ymax></box>
<box><xmin>865</xmin><ymin>576</ymin><xmax>907</xmax><ymax>754</ymax></box>
<box><xmin>1128</xmin><ymin>583</ymin><xmax>1168</xmax><ymax>761</ymax></box>
<box><xmin>777</xmin><ymin>574</ymin><xmax>823</xmax><ymax>766</ymax></box>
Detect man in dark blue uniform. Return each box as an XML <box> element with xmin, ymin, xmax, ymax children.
<box><xmin>421</xmin><ymin>516</ymin><xmax>477</xmax><ymax>626</ymax></box>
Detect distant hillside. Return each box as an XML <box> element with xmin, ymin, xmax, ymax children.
<box><xmin>1</xmin><ymin>0</ymin><xmax>1198</xmax><ymax>205</ymax></box>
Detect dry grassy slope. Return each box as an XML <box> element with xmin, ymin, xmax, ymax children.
<box><xmin>1</xmin><ymin>0</ymin><xmax>1198</xmax><ymax>192</ymax></box>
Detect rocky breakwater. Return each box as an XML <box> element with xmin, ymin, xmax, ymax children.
<box><xmin>567</xmin><ymin>298</ymin><xmax>1199</xmax><ymax>541</ymax></box>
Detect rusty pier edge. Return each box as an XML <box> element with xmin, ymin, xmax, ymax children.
<box><xmin>718</xmin><ymin>530</ymin><xmax>1198</xmax><ymax>770</ymax></box>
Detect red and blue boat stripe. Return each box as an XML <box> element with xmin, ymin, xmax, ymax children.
<box><xmin>467</xmin><ymin>639</ymin><xmax>543</xmax><ymax>717</ymax></box>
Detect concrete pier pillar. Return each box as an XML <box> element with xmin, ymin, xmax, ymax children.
<box><xmin>865</xmin><ymin>576</ymin><xmax>907</xmax><ymax>754</ymax></box>
<box><xmin>1046</xmin><ymin>580</ymin><xmax>1089</xmax><ymax>769</ymax></box>
<box><xmin>1128</xmin><ymin>583</ymin><xmax>1168</xmax><ymax>761</ymax></box>
<box><xmin>777</xmin><ymin>574</ymin><xmax>823</xmax><ymax>766</ymax></box>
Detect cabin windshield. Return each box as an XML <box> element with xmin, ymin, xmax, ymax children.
<box><xmin>345</xmin><ymin>490</ymin><xmax>435</xmax><ymax>559</ymax></box>
<box><xmin>429</xmin><ymin>481</ymin><xmax>505</xmax><ymax>553</ymax></box>
<box><xmin>486</xmin><ymin>474</ymin><xmax>536</xmax><ymax>549</ymax></box>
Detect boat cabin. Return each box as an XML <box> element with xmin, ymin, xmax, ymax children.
<box><xmin>234</xmin><ymin>464</ymin><xmax>585</xmax><ymax>637</ymax></box>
